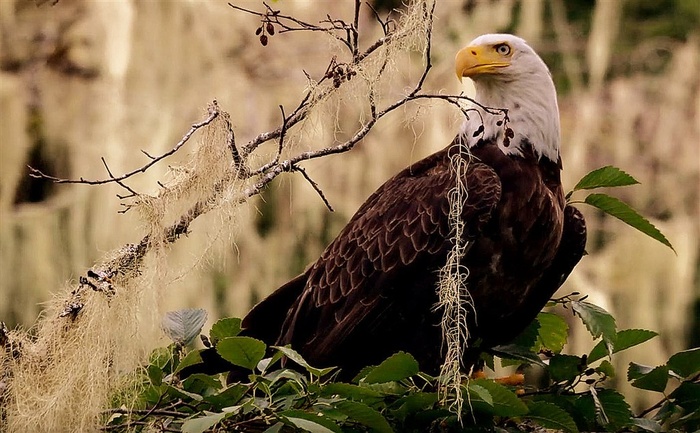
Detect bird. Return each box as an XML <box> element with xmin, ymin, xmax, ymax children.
<box><xmin>190</xmin><ymin>34</ymin><xmax>587</xmax><ymax>380</ymax></box>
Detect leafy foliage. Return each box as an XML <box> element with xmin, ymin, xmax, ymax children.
<box><xmin>571</xmin><ymin>166</ymin><xmax>640</xmax><ymax>192</ymax></box>
<box><xmin>584</xmin><ymin>194</ymin><xmax>675</xmax><ymax>253</ymax></box>
<box><xmin>103</xmin><ymin>169</ymin><xmax>695</xmax><ymax>432</ymax></box>
<box><xmin>566</xmin><ymin>166</ymin><xmax>675</xmax><ymax>253</ymax></box>
<box><xmin>105</xmin><ymin>304</ymin><xmax>698</xmax><ymax>433</ymax></box>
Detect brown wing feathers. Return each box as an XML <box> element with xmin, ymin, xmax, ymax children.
<box><xmin>273</xmin><ymin>145</ymin><xmax>504</xmax><ymax>372</ymax></box>
<box><xmin>181</xmin><ymin>139</ymin><xmax>585</xmax><ymax>380</ymax></box>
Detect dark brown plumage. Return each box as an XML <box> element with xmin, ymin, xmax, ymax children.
<box><xmin>182</xmin><ymin>33</ymin><xmax>587</xmax><ymax>381</ymax></box>
<box><xmin>241</xmin><ymin>136</ymin><xmax>586</xmax><ymax>378</ymax></box>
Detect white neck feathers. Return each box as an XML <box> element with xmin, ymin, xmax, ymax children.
<box><xmin>460</xmin><ymin>38</ymin><xmax>561</xmax><ymax>163</ymax></box>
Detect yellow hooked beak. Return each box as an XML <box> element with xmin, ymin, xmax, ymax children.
<box><xmin>455</xmin><ymin>45</ymin><xmax>511</xmax><ymax>81</ymax></box>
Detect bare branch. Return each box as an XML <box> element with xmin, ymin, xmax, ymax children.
<box><xmin>293</xmin><ymin>165</ymin><xmax>334</xmax><ymax>212</ymax></box>
<box><xmin>100</xmin><ymin>157</ymin><xmax>138</xmax><ymax>197</ymax></box>
<box><xmin>222</xmin><ymin>110</ymin><xmax>246</xmax><ymax>175</ymax></box>
<box><xmin>366</xmin><ymin>3</ymin><xmax>394</xmax><ymax>37</ymax></box>
<box><xmin>229</xmin><ymin>1</ymin><xmax>353</xmax><ymax>51</ymax></box>
<box><xmin>28</xmin><ymin>102</ymin><xmax>221</xmax><ymax>187</ymax></box>
<box><xmin>237</xmin><ymin>2</ymin><xmax>406</xmax><ymax>158</ymax></box>
<box><xmin>352</xmin><ymin>0</ymin><xmax>361</xmax><ymax>58</ymax></box>
<box><xmin>277</xmin><ymin>105</ymin><xmax>288</xmax><ymax>161</ymax></box>
<box><xmin>40</xmin><ymin>1</ymin><xmax>506</xmax><ymax>324</ymax></box>
<box><xmin>411</xmin><ymin>1</ymin><xmax>436</xmax><ymax>95</ymax></box>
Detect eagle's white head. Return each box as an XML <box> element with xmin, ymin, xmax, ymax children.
<box><xmin>455</xmin><ymin>34</ymin><xmax>560</xmax><ymax>164</ymax></box>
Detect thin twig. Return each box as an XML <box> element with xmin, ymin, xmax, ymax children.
<box><xmin>105</xmin><ymin>408</ymin><xmax>189</xmax><ymax>418</ymax></box>
<box><xmin>276</xmin><ymin>105</ymin><xmax>288</xmax><ymax>163</ymax></box>
<box><xmin>351</xmin><ymin>0</ymin><xmax>361</xmax><ymax>58</ymax></box>
<box><xmin>100</xmin><ymin>157</ymin><xmax>138</xmax><ymax>197</ymax></box>
<box><xmin>223</xmin><ymin>111</ymin><xmax>245</xmax><ymax>174</ymax></box>
<box><xmin>293</xmin><ymin>165</ymin><xmax>334</xmax><ymax>212</ymax></box>
<box><xmin>28</xmin><ymin>102</ymin><xmax>221</xmax><ymax>186</ymax></box>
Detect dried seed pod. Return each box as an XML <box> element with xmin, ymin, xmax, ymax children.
<box><xmin>260</xmin><ymin>34</ymin><xmax>268</xmax><ymax>46</ymax></box>
<box><xmin>255</xmin><ymin>26</ymin><xmax>262</xmax><ymax>36</ymax></box>
<box><xmin>266</xmin><ymin>22</ymin><xmax>275</xmax><ymax>35</ymax></box>
<box><xmin>200</xmin><ymin>334</ymin><xmax>211</xmax><ymax>348</ymax></box>
<box><xmin>505</xmin><ymin>127</ymin><xmax>515</xmax><ymax>138</ymax></box>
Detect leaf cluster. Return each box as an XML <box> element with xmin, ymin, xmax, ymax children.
<box><xmin>106</xmin><ymin>302</ymin><xmax>698</xmax><ymax>433</ymax></box>
<box><xmin>103</xmin><ymin>169</ymin><xmax>692</xmax><ymax>433</ymax></box>
<box><xmin>566</xmin><ymin>166</ymin><xmax>674</xmax><ymax>253</ymax></box>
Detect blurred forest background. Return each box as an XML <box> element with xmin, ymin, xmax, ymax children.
<box><xmin>1</xmin><ymin>0</ymin><xmax>698</xmax><ymax>411</ymax></box>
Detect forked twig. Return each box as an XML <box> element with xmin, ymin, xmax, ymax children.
<box><xmin>28</xmin><ymin>102</ymin><xmax>222</xmax><ymax>188</ymax></box>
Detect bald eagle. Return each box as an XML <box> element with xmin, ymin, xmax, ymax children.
<box><xmin>196</xmin><ymin>34</ymin><xmax>587</xmax><ymax>379</ymax></box>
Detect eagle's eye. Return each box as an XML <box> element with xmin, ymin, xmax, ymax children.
<box><xmin>494</xmin><ymin>43</ymin><xmax>511</xmax><ymax>56</ymax></box>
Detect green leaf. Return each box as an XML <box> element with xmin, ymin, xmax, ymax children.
<box><xmin>147</xmin><ymin>363</ymin><xmax>163</xmax><ymax>386</ymax></box>
<box><xmin>584</xmin><ymin>193</ymin><xmax>675</xmax><ymax>253</ymax></box>
<box><xmin>669</xmin><ymin>381</ymin><xmax>700</xmax><ymax>411</ymax></box>
<box><xmin>363</xmin><ymin>352</ymin><xmax>419</xmax><ymax>384</ymax></box>
<box><xmin>141</xmin><ymin>384</ymin><xmax>166</xmax><ymax>405</ymax></box>
<box><xmin>593</xmin><ymin>388</ymin><xmax>633</xmax><ymax>431</ymax></box>
<box><xmin>217</xmin><ymin>336</ymin><xmax>266</xmax><ymax>370</ymax></box>
<box><xmin>573</xmin><ymin>166</ymin><xmax>639</xmax><ymax>191</ymax></box>
<box><xmin>536</xmin><ymin>312</ymin><xmax>569</xmax><ymax>353</ymax></box>
<box><xmin>630</xmin><ymin>365</ymin><xmax>669</xmax><ymax>392</ymax></box>
<box><xmin>549</xmin><ymin>354</ymin><xmax>585</xmax><ymax>382</ymax></box>
<box><xmin>630</xmin><ymin>417</ymin><xmax>662</xmax><ymax>432</ymax></box>
<box><xmin>149</xmin><ymin>346</ymin><xmax>173</xmax><ymax>370</ymax></box>
<box><xmin>466</xmin><ymin>383</ymin><xmax>493</xmax><ymax>407</ymax></box>
<box><xmin>280</xmin><ymin>410</ymin><xmax>343</xmax><ymax>433</ymax></box>
<box><xmin>265</xmin><ymin>368</ymin><xmax>306</xmax><ymax>388</ymax></box>
<box><xmin>272</xmin><ymin>345</ymin><xmax>335</xmax><ymax>377</ymax></box>
<box><xmin>173</xmin><ymin>349</ymin><xmax>204</xmax><ymax>374</ymax></box>
<box><xmin>182</xmin><ymin>373</ymin><xmax>222</xmax><ymax>395</ymax></box>
<box><xmin>588</xmin><ymin>329</ymin><xmax>658</xmax><ymax>363</ymax></box>
<box><xmin>667</xmin><ymin>347</ymin><xmax>700</xmax><ymax>378</ymax></box>
<box><xmin>204</xmin><ymin>384</ymin><xmax>248</xmax><ymax>410</ymax></box>
<box><xmin>466</xmin><ymin>379</ymin><xmax>528</xmax><ymax>417</ymax></box>
<box><xmin>390</xmin><ymin>392</ymin><xmax>438</xmax><ymax>421</ymax></box>
<box><xmin>258</xmin><ymin>349</ymin><xmax>287</xmax><ymax>374</ymax></box>
<box><xmin>596</xmin><ymin>360</ymin><xmax>616</xmax><ymax>379</ymax></box>
<box><xmin>598</xmin><ymin>389</ymin><xmax>632</xmax><ymax>430</ymax></box>
<box><xmin>508</xmin><ymin>318</ymin><xmax>540</xmax><ymax>351</ymax></box>
<box><xmin>161</xmin><ymin>308</ymin><xmax>208</xmax><ymax>346</ymax></box>
<box><xmin>571</xmin><ymin>300</ymin><xmax>617</xmax><ymax>351</ymax></box>
<box><xmin>181</xmin><ymin>412</ymin><xmax>226</xmax><ymax>433</ymax></box>
<box><xmin>262</xmin><ymin>423</ymin><xmax>285</xmax><ymax>433</ymax></box>
<box><xmin>166</xmin><ymin>384</ymin><xmax>204</xmax><ymax>402</ymax></box>
<box><xmin>334</xmin><ymin>400</ymin><xmax>394</xmax><ymax>433</ymax></box>
<box><xmin>627</xmin><ymin>362</ymin><xmax>655</xmax><ymax>380</ymax></box>
<box><xmin>361</xmin><ymin>381</ymin><xmax>407</xmax><ymax>396</ymax></box>
<box><xmin>209</xmin><ymin>317</ymin><xmax>242</xmax><ymax>344</ymax></box>
<box><xmin>525</xmin><ymin>401</ymin><xmax>579</xmax><ymax>433</ymax></box>
<box><xmin>490</xmin><ymin>344</ymin><xmax>546</xmax><ymax>367</ymax></box>
<box><xmin>320</xmin><ymin>383</ymin><xmax>384</xmax><ymax>405</ymax></box>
